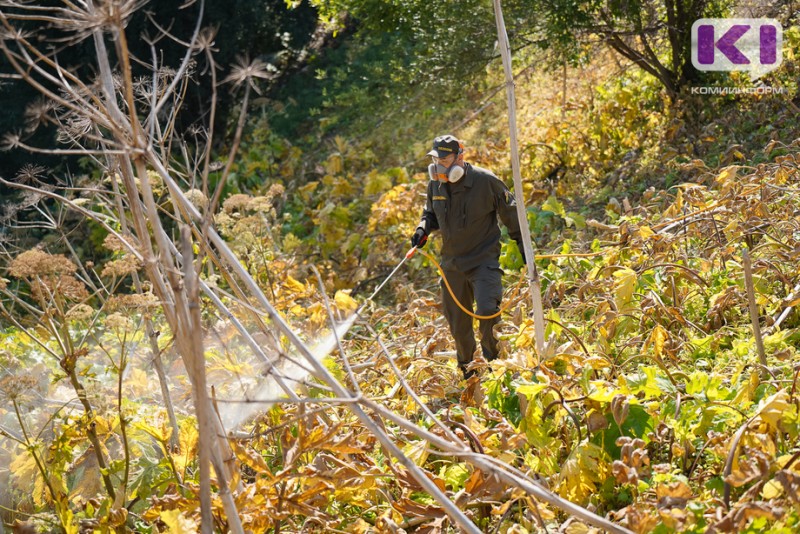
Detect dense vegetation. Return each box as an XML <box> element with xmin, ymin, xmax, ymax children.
<box><xmin>1</xmin><ymin>0</ymin><xmax>800</xmax><ymax>532</ymax></box>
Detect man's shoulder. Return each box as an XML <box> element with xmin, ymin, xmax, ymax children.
<box><xmin>467</xmin><ymin>164</ymin><xmax>498</xmax><ymax>179</ymax></box>
<box><xmin>467</xmin><ymin>164</ymin><xmax>503</xmax><ymax>190</ymax></box>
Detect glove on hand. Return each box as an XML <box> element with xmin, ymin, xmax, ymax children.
<box><xmin>411</xmin><ymin>228</ymin><xmax>428</xmax><ymax>249</ymax></box>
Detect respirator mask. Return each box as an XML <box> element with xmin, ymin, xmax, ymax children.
<box><xmin>428</xmin><ymin>161</ymin><xmax>464</xmax><ymax>183</ymax></box>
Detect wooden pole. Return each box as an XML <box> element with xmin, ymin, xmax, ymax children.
<box><xmin>492</xmin><ymin>0</ymin><xmax>546</xmax><ymax>358</ymax></box>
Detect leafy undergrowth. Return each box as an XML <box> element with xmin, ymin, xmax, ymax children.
<box><xmin>267</xmin><ymin>141</ymin><xmax>800</xmax><ymax>533</ymax></box>
<box><xmin>6</xmin><ymin>139</ymin><xmax>800</xmax><ymax>534</ymax></box>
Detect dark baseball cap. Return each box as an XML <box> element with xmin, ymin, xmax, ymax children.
<box><xmin>427</xmin><ymin>135</ymin><xmax>462</xmax><ymax>158</ymax></box>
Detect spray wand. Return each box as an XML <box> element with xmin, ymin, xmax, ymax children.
<box><xmin>356</xmin><ymin>236</ymin><xmax>426</xmax><ymax>316</ymax></box>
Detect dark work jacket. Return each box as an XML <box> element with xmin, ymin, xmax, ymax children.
<box><xmin>417</xmin><ymin>163</ymin><xmax>523</xmax><ymax>272</ymax></box>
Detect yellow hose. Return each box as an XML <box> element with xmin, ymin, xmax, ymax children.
<box><xmin>414</xmin><ymin>247</ymin><xmax>517</xmax><ymax>320</ymax></box>
<box><xmin>412</xmin><ymin>245</ymin><xmax>601</xmax><ymax>320</ymax></box>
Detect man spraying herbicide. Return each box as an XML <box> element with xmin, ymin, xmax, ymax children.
<box><xmin>411</xmin><ymin>134</ymin><xmax>525</xmax><ymax>379</ymax></box>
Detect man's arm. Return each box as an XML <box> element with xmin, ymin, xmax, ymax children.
<box><xmin>418</xmin><ymin>180</ymin><xmax>439</xmax><ymax>233</ymax></box>
<box><xmin>411</xmin><ymin>181</ymin><xmax>438</xmax><ymax>248</ymax></box>
<box><xmin>492</xmin><ymin>177</ymin><xmax>522</xmax><ymax>243</ymax></box>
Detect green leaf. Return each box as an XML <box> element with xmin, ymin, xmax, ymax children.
<box><xmin>541</xmin><ymin>195</ymin><xmax>566</xmax><ymax>218</ymax></box>
<box><xmin>564</xmin><ymin>211</ymin><xmax>586</xmax><ymax>229</ymax></box>
<box><xmin>439</xmin><ymin>463</ymin><xmax>469</xmax><ymax>490</ymax></box>
<box><xmin>593</xmin><ymin>406</ymin><xmax>654</xmax><ymax>458</ymax></box>
<box><xmin>625</xmin><ymin>366</ymin><xmax>662</xmax><ymax>399</ymax></box>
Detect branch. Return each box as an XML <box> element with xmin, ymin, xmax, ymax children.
<box><xmin>150</xmin><ymin>0</ymin><xmax>205</xmax><ymax>120</ymax></box>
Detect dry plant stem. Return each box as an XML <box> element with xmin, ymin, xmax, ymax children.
<box><xmin>209</xmin><ymin>387</ymin><xmax>243</xmax><ymax>486</ymax></box>
<box><xmin>311</xmin><ymin>266</ymin><xmax>360</xmax><ymax>392</ymax></box>
<box><xmin>106</xmin><ymin>334</ymin><xmax>132</xmax><ymax>513</ymax></box>
<box><xmin>148</xmin><ymin>159</ymin><xmax>481</xmax><ymax>534</ymax></box>
<box><xmin>365</xmin><ymin>324</ymin><xmax>463</xmax><ymax>443</ymax></box>
<box><xmin>208</xmin><ymin>81</ymin><xmax>251</xmax><ymax>217</ymax></box>
<box><xmin>492</xmin><ymin>0</ymin><xmax>546</xmax><ymax>358</ymax></box>
<box><xmin>12</xmin><ymin>400</ymin><xmax>62</xmax><ymax>515</ymax></box>
<box><xmin>363</xmin><ymin>399</ymin><xmax>632</xmax><ymax>534</ymax></box>
<box><xmin>771</xmin><ymin>281</ymin><xmax>800</xmax><ymax>331</ymax></box>
<box><xmin>107</xmin><ymin>163</ymin><xmax>182</xmax><ymax>451</ymax></box>
<box><xmin>181</xmin><ymin>227</ymin><xmax>213</xmax><ymax>532</ymax></box>
<box><xmin>743</xmin><ymin>248</ymin><xmax>768</xmax><ymax>370</ymax></box>
<box><xmin>723</xmin><ymin>416</ymin><xmax>756</xmax><ymax>509</ymax></box>
<box><xmin>143</xmin><ymin>313</ymin><xmax>181</xmax><ymax>451</ymax></box>
<box><xmin>149</xmin><ymin>0</ymin><xmax>206</xmax><ymax>121</ymax></box>
<box><xmin>99</xmin><ymin>24</ymin><xmax>242</xmax><ymax>530</ymax></box>
<box><xmin>200</xmin><ymin>45</ymin><xmax>219</xmax><ymax>199</ymax></box>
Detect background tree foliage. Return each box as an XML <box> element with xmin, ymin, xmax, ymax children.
<box><xmin>0</xmin><ymin>0</ymin><xmax>319</xmax><ymax>176</ymax></box>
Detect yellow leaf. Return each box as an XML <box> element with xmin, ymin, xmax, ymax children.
<box><xmin>403</xmin><ymin>440</ymin><xmax>430</xmax><ymax>467</ymax></box>
<box><xmin>564</xmin><ymin>522</ymin><xmax>589</xmax><ymax>534</ymax></box>
<box><xmin>231</xmin><ymin>441</ymin><xmax>269</xmax><ymax>473</ymax></box>
<box><xmin>334</xmin><ymin>290</ymin><xmax>358</xmax><ymax>313</ymax></box>
<box><xmin>762</xmin><ymin>479</ymin><xmax>783</xmax><ymax>499</ymax></box>
<box><xmin>638</xmin><ymin>225</ymin><xmax>655</xmax><ymax>239</ymax></box>
<box><xmin>649</xmin><ymin>324</ymin><xmax>667</xmax><ymax>359</ymax></box>
<box><xmin>732</xmin><ymin>370</ymin><xmax>759</xmax><ymax>406</ymax></box>
<box><xmin>364</xmin><ymin>170</ymin><xmax>392</xmax><ymax>196</ymax></box>
<box><xmin>756</xmin><ymin>390</ymin><xmax>789</xmax><ymax>430</ymax></box>
<box><xmin>298</xmin><ymin>181</ymin><xmax>318</xmax><ymax>201</ymax></box>
<box><xmin>9</xmin><ymin>449</ymin><xmax>38</xmax><ymax>490</ymax></box>
<box><xmin>716</xmin><ymin>166</ymin><xmax>738</xmax><ymax>185</ymax></box>
<box><xmin>133</xmin><ymin>419</ymin><xmax>172</xmax><ymax>445</ymax></box>
<box><xmin>344</xmin><ymin>518</ymin><xmax>372</xmax><ymax>534</ymax></box>
<box><xmin>174</xmin><ymin>418</ymin><xmax>199</xmax><ymax>475</ymax></box>
<box><xmin>307</xmin><ymin>302</ymin><xmax>327</xmax><ymax>326</ymax></box>
<box><xmin>285</xmin><ymin>275</ymin><xmax>306</xmax><ymax>293</ymax></box>
<box><xmin>58</xmin><ymin>507</ymin><xmax>79</xmax><ymax>534</ymax></box>
<box><xmin>557</xmin><ymin>441</ymin><xmax>609</xmax><ymax>504</ymax></box>
<box><xmin>160</xmin><ymin>509</ymin><xmax>199</xmax><ymax>534</ymax></box>
<box><xmin>613</xmin><ymin>268</ymin><xmax>637</xmax><ymax>310</ymax></box>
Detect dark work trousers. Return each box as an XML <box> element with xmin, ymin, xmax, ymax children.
<box><xmin>440</xmin><ymin>264</ymin><xmax>503</xmax><ymax>369</ymax></box>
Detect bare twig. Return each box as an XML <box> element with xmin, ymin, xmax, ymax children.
<box><xmin>743</xmin><ymin>248</ymin><xmax>768</xmax><ymax>371</ymax></box>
